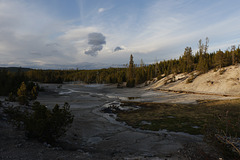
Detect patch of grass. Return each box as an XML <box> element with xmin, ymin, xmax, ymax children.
<box><xmin>117</xmin><ymin>100</ymin><xmax>240</xmax><ymax>135</ymax></box>
<box><xmin>116</xmin><ymin>100</ymin><xmax>240</xmax><ymax>159</ymax></box>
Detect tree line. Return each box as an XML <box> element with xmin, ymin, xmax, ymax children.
<box><xmin>23</xmin><ymin>38</ymin><xmax>240</xmax><ymax>86</ymax></box>
<box><xmin>1</xmin><ymin>38</ymin><xmax>240</xmax><ymax>89</ymax></box>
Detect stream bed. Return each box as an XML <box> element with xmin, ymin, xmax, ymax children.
<box><xmin>35</xmin><ymin>83</ymin><xmax>225</xmax><ymax>159</ymax></box>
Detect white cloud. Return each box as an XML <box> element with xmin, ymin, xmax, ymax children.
<box><xmin>59</xmin><ymin>26</ymin><xmax>98</xmax><ymax>41</ymax></box>
<box><xmin>98</xmin><ymin>8</ymin><xmax>105</xmax><ymax>13</ymax></box>
<box><xmin>104</xmin><ymin>0</ymin><xmax>240</xmax><ymax>62</ymax></box>
<box><xmin>1</xmin><ymin>0</ymin><xmax>240</xmax><ymax>68</ymax></box>
<box><xmin>0</xmin><ymin>0</ymin><xmax>103</xmax><ymax>67</ymax></box>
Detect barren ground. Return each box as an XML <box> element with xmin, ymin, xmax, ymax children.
<box><xmin>0</xmin><ymin>83</ymin><xmax>229</xmax><ymax>159</ymax></box>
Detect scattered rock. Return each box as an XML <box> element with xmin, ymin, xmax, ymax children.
<box><xmin>140</xmin><ymin>121</ymin><xmax>152</xmax><ymax>125</ymax></box>
<box><xmin>15</xmin><ymin>143</ymin><xmax>23</xmax><ymax>148</ymax></box>
<box><xmin>43</xmin><ymin>142</ymin><xmax>52</xmax><ymax>148</ymax></box>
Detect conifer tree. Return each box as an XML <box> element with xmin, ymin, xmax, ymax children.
<box><xmin>197</xmin><ymin>38</ymin><xmax>209</xmax><ymax>73</ymax></box>
<box><xmin>231</xmin><ymin>45</ymin><xmax>236</xmax><ymax>65</ymax></box>
<box><xmin>30</xmin><ymin>86</ymin><xmax>38</xmax><ymax>100</ymax></box>
<box><xmin>17</xmin><ymin>82</ymin><xmax>28</xmax><ymax>105</ymax></box>
<box><xmin>126</xmin><ymin>54</ymin><xmax>135</xmax><ymax>87</ymax></box>
<box><xmin>183</xmin><ymin>47</ymin><xmax>193</xmax><ymax>72</ymax></box>
<box><xmin>215</xmin><ymin>49</ymin><xmax>226</xmax><ymax>68</ymax></box>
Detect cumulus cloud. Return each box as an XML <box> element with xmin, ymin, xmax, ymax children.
<box><xmin>114</xmin><ymin>46</ymin><xmax>124</xmax><ymax>52</ymax></box>
<box><xmin>85</xmin><ymin>32</ymin><xmax>106</xmax><ymax>56</ymax></box>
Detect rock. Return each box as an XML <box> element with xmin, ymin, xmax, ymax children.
<box><xmin>101</xmin><ymin>107</ymin><xmax>113</xmax><ymax>113</ymax></box>
<box><xmin>15</xmin><ymin>143</ymin><xmax>23</xmax><ymax>148</ymax></box>
<box><xmin>140</xmin><ymin>121</ymin><xmax>152</xmax><ymax>125</ymax></box>
<box><xmin>43</xmin><ymin>142</ymin><xmax>51</xmax><ymax>148</ymax></box>
<box><xmin>52</xmin><ymin>147</ymin><xmax>63</xmax><ymax>151</ymax></box>
<box><xmin>57</xmin><ymin>141</ymin><xmax>81</xmax><ymax>151</ymax></box>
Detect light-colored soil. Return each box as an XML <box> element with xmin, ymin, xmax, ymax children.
<box><xmin>149</xmin><ymin>65</ymin><xmax>240</xmax><ymax>96</ymax></box>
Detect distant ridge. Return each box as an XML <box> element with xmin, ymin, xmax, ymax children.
<box><xmin>0</xmin><ymin>67</ymin><xmax>31</xmax><ymax>72</ymax></box>
<box><xmin>0</xmin><ymin>62</ymin><xmax>126</xmax><ymax>70</ymax></box>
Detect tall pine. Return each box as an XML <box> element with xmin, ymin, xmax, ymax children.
<box><xmin>126</xmin><ymin>54</ymin><xmax>135</xmax><ymax>87</ymax></box>
<box><xmin>197</xmin><ymin>38</ymin><xmax>209</xmax><ymax>73</ymax></box>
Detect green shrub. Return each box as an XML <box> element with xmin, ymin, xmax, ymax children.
<box><xmin>8</xmin><ymin>92</ymin><xmax>16</xmax><ymax>102</ymax></box>
<box><xmin>204</xmin><ymin>112</ymin><xmax>240</xmax><ymax>159</ymax></box>
<box><xmin>157</xmin><ymin>75</ymin><xmax>162</xmax><ymax>80</ymax></box>
<box><xmin>25</xmin><ymin>102</ymin><xmax>74</xmax><ymax>143</ymax></box>
<box><xmin>186</xmin><ymin>74</ymin><xmax>196</xmax><ymax>84</ymax></box>
<box><xmin>17</xmin><ymin>82</ymin><xmax>28</xmax><ymax>105</ymax></box>
<box><xmin>126</xmin><ymin>78</ymin><xmax>135</xmax><ymax>87</ymax></box>
<box><xmin>4</xmin><ymin>102</ymin><xmax>74</xmax><ymax>144</ymax></box>
<box><xmin>219</xmin><ymin>69</ymin><xmax>226</xmax><ymax>75</ymax></box>
<box><xmin>29</xmin><ymin>86</ymin><xmax>38</xmax><ymax>100</ymax></box>
<box><xmin>164</xmin><ymin>79</ymin><xmax>168</xmax><ymax>85</ymax></box>
<box><xmin>4</xmin><ymin>105</ymin><xmax>27</xmax><ymax>128</ymax></box>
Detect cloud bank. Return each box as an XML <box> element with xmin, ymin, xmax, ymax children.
<box><xmin>1</xmin><ymin>0</ymin><xmax>240</xmax><ymax>69</ymax></box>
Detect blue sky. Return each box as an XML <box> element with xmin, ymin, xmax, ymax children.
<box><xmin>1</xmin><ymin>0</ymin><xmax>240</xmax><ymax>69</ymax></box>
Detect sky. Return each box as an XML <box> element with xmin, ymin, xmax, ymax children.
<box><xmin>1</xmin><ymin>0</ymin><xmax>240</xmax><ymax>69</ymax></box>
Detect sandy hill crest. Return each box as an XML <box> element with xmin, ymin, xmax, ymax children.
<box><xmin>149</xmin><ymin>65</ymin><xmax>240</xmax><ymax>96</ymax></box>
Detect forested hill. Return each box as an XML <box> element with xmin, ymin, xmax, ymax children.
<box><xmin>0</xmin><ymin>67</ymin><xmax>31</xmax><ymax>72</ymax></box>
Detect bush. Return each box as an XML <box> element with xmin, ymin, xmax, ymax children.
<box><xmin>126</xmin><ymin>79</ymin><xmax>135</xmax><ymax>87</ymax></box>
<box><xmin>4</xmin><ymin>105</ymin><xmax>27</xmax><ymax>128</ymax></box>
<box><xmin>219</xmin><ymin>69</ymin><xmax>226</xmax><ymax>75</ymax></box>
<box><xmin>26</xmin><ymin>102</ymin><xmax>74</xmax><ymax>143</ymax></box>
<box><xmin>8</xmin><ymin>92</ymin><xmax>16</xmax><ymax>102</ymax></box>
<box><xmin>186</xmin><ymin>73</ymin><xmax>196</xmax><ymax>84</ymax></box>
<box><xmin>186</xmin><ymin>77</ymin><xmax>194</xmax><ymax>83</ymax></box>
<box><xmin>204</xmin><ymin>112</ymin><xmax>240</xmax><ymax>159</ymax></box>
<box><xmin>17</xmin><ymin>82</ymin><xmax>28</xmax><ymax>105</ymax></box>
<box><xmin>157</xmin><ymin>75</ymin><xmax>162</xmax><ymax>80</ymax></box>
<box><xmin>27</xmin><ymin>82</ymin><xmax>39</xmax><ymax>100</ymax></box>
<box><xmin>4</xmin><ymin>102</ymin><xmax>74</xmax><ymax>144</ymax></box>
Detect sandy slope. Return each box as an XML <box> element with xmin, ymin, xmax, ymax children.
<box><xmin>149</xmin><ymin>65</ymin><xmax>240</xmax><ymax>96</ymax></box>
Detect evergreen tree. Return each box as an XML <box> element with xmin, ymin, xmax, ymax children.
<box><xmin>215</xmin><ymin>49</ymin><xmax>226</xmax><ymax>68</ymax></box>
<box><xmin>30</xmin><ymin>86</ymin><xmax>38</xmax><ymax>100</ymax></box>
<box><xmin>197</xmin><ymin>38</ymin><xmax>209</xmax><ymax>73</ymax></box>
<box><xmin>183</xmin><ymin>47</ymin><xmax>193</xmax><ymax>72</ymax></box>
<box><xmin>128</xmin><ymin>54</ymin><xmax>134</xmax><ymax>79</ymax></box>
<box><xmin>197</xmin><ymin>54</ymin><xmax>209</xmax><ymax>73</ymax></box>
<box><xmin>126</xmin><ymin>54</ymin><xmax>135</xmax><ymax>87</ymax></box>
<box><xmin>204</xmin><ymin>37</ymin><xmax>209</xmax><ymax>54</ymax></box>
<box><xmin>231</xmin><ymin>45</ymin><xmax>236</xmax><ymax>65</ymax></box>
<box><xmin>17</xmin><ymin>82</ymin><xmax>28</xmax><ymax>105</ymax></box>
